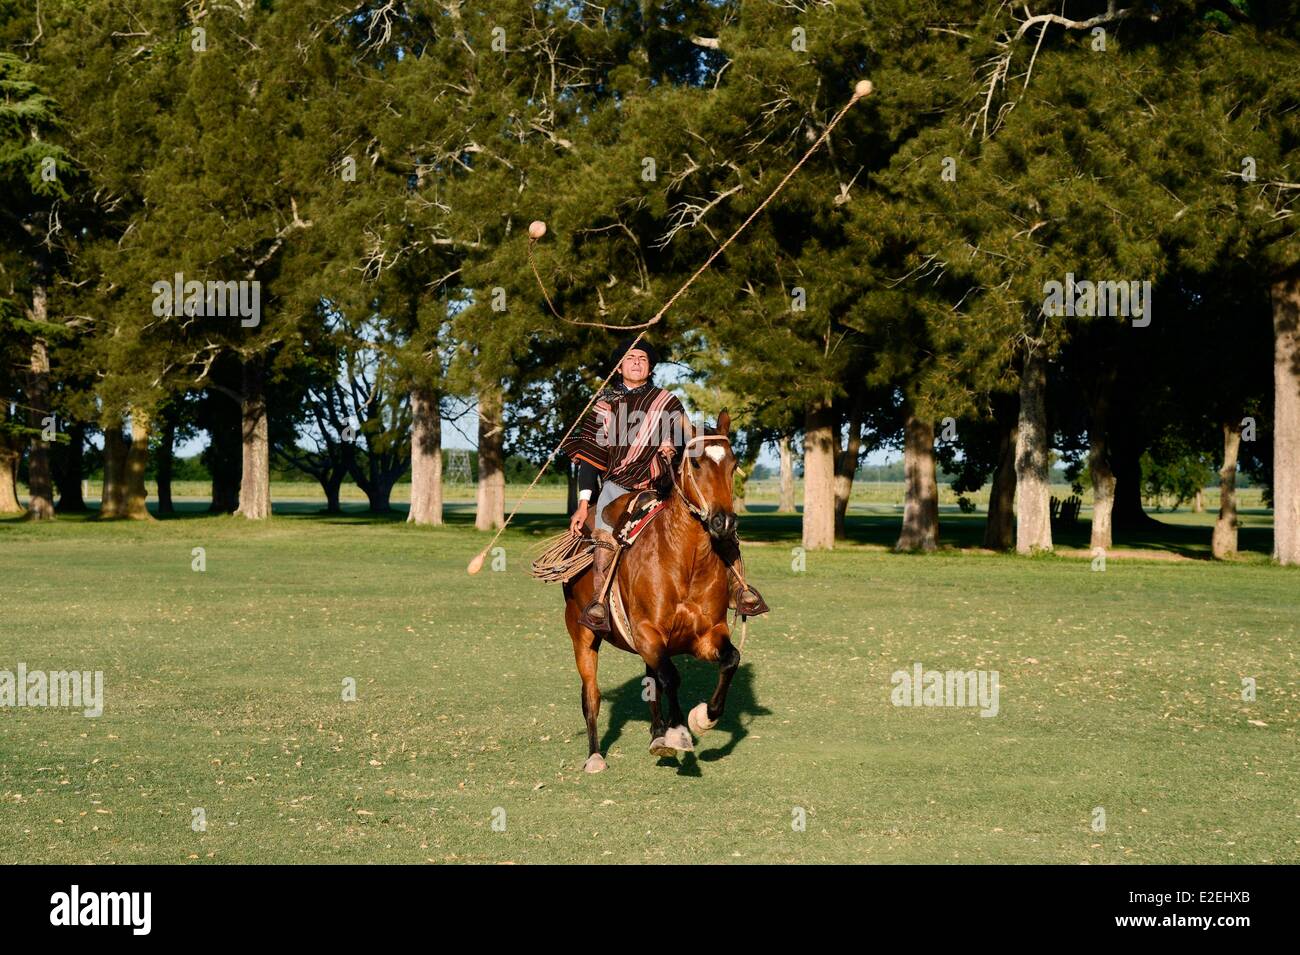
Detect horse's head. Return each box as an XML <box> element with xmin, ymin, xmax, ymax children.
<box><xmin>678</xmin><ymin>409</ymin><xmax>737</xmax><ymax>541</ymax></box>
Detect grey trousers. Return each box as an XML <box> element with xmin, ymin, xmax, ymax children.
<box><xmin>593</xmin><ymin>479</ymin><xmax>630</xmax><ymax>534</ymax></box>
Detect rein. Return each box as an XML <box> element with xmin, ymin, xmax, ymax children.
<box><xmin>667</xmin><ymin>432</ymin><xmax>753</xmax><ymax>650</ymax></box>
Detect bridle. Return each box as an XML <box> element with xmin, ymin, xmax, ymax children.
<box><xmin>670</xmin><ymin>433</ymin><xmax>732</xmax><ymax>525</ymax></box>
<box><xmin>665</xmin><ymin>428</ymin><xmax>759</xmax><ymax>647</ymax></box>
<box><xmin>668</xmin><ymin>431</ymin><xmax>755</xmax><ymax>631</ymax></box>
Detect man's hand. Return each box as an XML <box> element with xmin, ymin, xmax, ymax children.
<box><xmin>570</xmin><ymin>500</ymin><xmax>589</xmax><ymax>535</ymax></box>
<box><xmin>657</xmin><ymin>440</ymin><xmax>675</xmax><ymax>459</ymax></box>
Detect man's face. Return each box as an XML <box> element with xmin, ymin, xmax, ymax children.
<box><xmin>620</xmin><ymin>349</ymin><xmax>651</xmax><ymax>384</ymax></box>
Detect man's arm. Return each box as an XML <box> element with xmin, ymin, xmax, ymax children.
<box><xmin>570</xmin><ymin>459</ymin><xmax>601</xmax><ymax>533</ymax></box>
<box><xmin>561</xmin><ymin>401</ymin><xmax>612</xmax><ymax>471</ymax></box>
<box><xmin>664</xmin><ymin>394</ymin><xmax>688</xmax><ymax>458</ymax></box>
<box><xmin>563</xmin><ymin>400</ymin><xmax>611</xmax><ymax>532</ymax></box>
<box><xmin>576</xmin><ymin>460</ymin><xmax>600</xmax><ymax>503</ymax></box>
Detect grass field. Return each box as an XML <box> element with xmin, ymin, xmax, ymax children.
<box><xmin>1</xmin><ymin>499</ymin><xmax>1296</xmax><ymax>864</ymax></box>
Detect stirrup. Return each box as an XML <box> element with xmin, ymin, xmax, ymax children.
<box><xmin>578</xmin><ymin>600</ymin><xmax>610</xmax><ymax>632</ymax></box>
<box><xmin>732</xmin><ymin>586</ymin><xmax>770</xmax><ymax>617</ymax></box>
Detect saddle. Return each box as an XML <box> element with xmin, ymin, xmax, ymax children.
<box><xmin>563</xmin><ymin>485</ymin><xmax>767</xmax><ymax>620</ymax></box>
<box><xmin>580</xmin><ymin>488</ymin><xmax>669</xmax><ymax>546</ymax></box>
<box><xmin>570</xmin><ymin>488</ymin><xmax>666</xmax><ymax>648</ymax></box>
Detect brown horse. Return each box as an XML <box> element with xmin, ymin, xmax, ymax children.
<box><xmin>563</xmin><ymin>411</ymin><xmax>744</xmax><ymax>772</ymax></box>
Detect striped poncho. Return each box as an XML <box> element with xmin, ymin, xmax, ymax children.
<box><xmin>562</xmin><ymin>381</ymin><xmax>687</xmax><ymax>491</ymax></box>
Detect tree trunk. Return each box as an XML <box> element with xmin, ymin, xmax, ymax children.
<box><xmin>54</xmin><ymin>422</ymin><xmax>88</xmax><ymax>512</ymax></box>
<box><xmin>1271</xmin><ymin>271</ymin><xmax>1300</xmax><ymax>565</ymax></box>
<box><xmin>983</xmin><ymin>416</ymin><xmax>1017</xmax><ymax>550</ymax></box>
<box><xmin>835</xmin><ymin>402</ymin><xmax>866</xmax><ymax>539</ymax></box>
<box><xmin>99</xmin><ymin>424</ymin><xmax>129</xmax><ymax>519</ymax></box>
<box><xmin>1086</xmin><ymin>362</ymin><xmax>1117</xmax><ymax>550</ymax></box>
<box><xmin>733</xmin><ymin>434</ymin><xmax>761</xmax><ymax>515</ymax></box>
<box><xmin>1089</xmin><ymin>433</ymin><xmax>1116</xmax><ymax>552</ymax></box>
<box><xmin>205</xmin><ymin>380</ymin><xmax>241</xmax><ymax>514</ymax></box>
<box><xmin>1111</xmin><ymin>431</ymin><xmax>1155</xmax><ymax>530</ymax></box>
<box><xmin>778</xmin><ymin>433</ymin><xmax>796</xmax><ymax>513</ymax></box>
<box><xmin>1014</xmin><ymin>346</ymin><xmax>1053</xmax><ymax>554</ymax></box>
<box><xmin>124</xmin><ymin>407</ymin><xmax>153</xmax><ymax>520</ymax></box>
<box><xmin>0</xmin><ymin>429</ymin><xmax>23</xmax><ymax>514</ymax></box>
<box><xmin>801</xmin><ymin>401</ymin><xmax>836</xmax><ymax>550</ymax></box>
<box><xmin>895</xmin><ymin>407</ymin><xmax>939</xmax><ymax>552</ymax></box>
<box><xmin>407</xmin><ymin>388</ymin><xmax>443</xmax><ymax>526</ymax></box>
<box><xmin>365</xmin><ymin>479</ymin><xmax>394</xmax><ymax>513</ymax></box>
<box><xmin>25</xmin><ymin>286</ymin><xmax>55</xmax><ymax>520</ymax></box>
<box><xmin>236</xmin><ymin>357</ymin><xmax>271</xmax><ymax>520</ymax></box>
<box><xmin>156</xmin><ymin>414</ymin><xmax>175</xmax><ymax>516</ymax></box>
<box><xmin>322</xmin><ymin>470</ymin><xmax>343</xmax><ymax>514</ymax></box>
<box><xmin>475</xmin><ymin>384</ymin><xmax>505</xmax><ymax>531</ymax></box>
<box><xmin>1212</xmin><ymin>421</ymin><xmax>1242</xmax><ymax>560</ymax></box>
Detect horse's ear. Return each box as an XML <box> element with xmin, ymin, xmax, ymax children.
<box><xmin>717</xmin><ymin>409</ymin><xmax>731</xmax><ymax>436</ymax></box>
<box><xmin>682</xmin><ymin>414</ymin><xmax>695</xmax><ymax>441</ymax></box>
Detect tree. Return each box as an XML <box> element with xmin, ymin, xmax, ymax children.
<box><xmin>341</xmin><ymin>335</ymin><xmax>413</xmax><ymax>515</ymax></box>
<box><xmin>104</xmin><ymin>2</ymin><xmax>361</xmax><ymax>520</ymax></box>
<box><xmin>273</xmin><ymin>332</ymin><xmax>355</xmax><ymax>513</ymax></box>
<box><xmin>0</xmin><ymin>51</ymin><xmax>73</xmax><ymax>520</ymax></box>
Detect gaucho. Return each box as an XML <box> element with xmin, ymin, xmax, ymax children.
<box><xmin>562</xmin><ymin>336</ymin><xmax>767</xmax><ymax>632</ymax></box>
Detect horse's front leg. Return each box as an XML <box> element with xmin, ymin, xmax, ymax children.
<box><xmin>641</xmin><ymin>632</ymin><xmax>692</xmax><ymax>758</ymax></box>
<box><xmin>570</xmin><ymin>624</ymin><xmax>607</xmax><ymax>773</ymax></box>
<box><xmin>652</xmin><ymin>655</ymin><xmax>693</xmax><ymax>757</ymax></box>
<box><xmin>689</xmin><ymin>624</ymin><xmax>740</xmax><ymax>736</ymax></box>
<box><xmin>644</xmin><ymin>663</ymin><xmax>667</xmax><ymax>742</ymax></box>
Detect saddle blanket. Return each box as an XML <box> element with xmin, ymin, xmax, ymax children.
<box><xmin>613</xmin><ymin>490</ymin><xmax>668</xmax><ymax>545</ymax></box>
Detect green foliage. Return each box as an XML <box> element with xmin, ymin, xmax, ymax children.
<box><xmin>1141</xmin><ymin>446</ymin><xmax>1216</xmax><ymax>510</ymax></box>
<box><xmin>0</xmin><ymin>0</ymin><xmax>1297</xmax><ymax>524</ymax></box>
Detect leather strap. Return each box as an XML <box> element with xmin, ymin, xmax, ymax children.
<box><xmin>670</xmin><ymin>433</ymin><xmax>732</xmax><ymax>524</ymax></box>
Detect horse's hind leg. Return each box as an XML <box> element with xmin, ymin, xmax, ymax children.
<box><xmin>571</xmin><ymin>629</ymin><xmax>606</xmax><ymax>773</ymax></box>
<box><xmin>689</xmin><ymin>627</ymin><xmax>740</xmax><ymax>736</ymax></box>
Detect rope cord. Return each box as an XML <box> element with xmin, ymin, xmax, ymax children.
<box><xmin>468</xmin><ymin>82</ymin><xmax>872</xmax><ymax>573</ymax></box>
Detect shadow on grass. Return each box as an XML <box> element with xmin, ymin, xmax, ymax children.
<box><xmin>732</xmin><ymin>506</ymin><xmax>1274</xmax><ymax>558</ymax></box>
<box><xmin>9</xmin><ymin>496</ymin><xmax>1274</xmax><ymax>559</ymax></box>
<box><xmin>1048</xmin><ymin>513</ymin><xmax>1273</xmax><ymax>559</ymax></box>
<box><xmin>597</xmin><ymin>661</ymin><xmax>773</xmax><ymax>775</ymax></box>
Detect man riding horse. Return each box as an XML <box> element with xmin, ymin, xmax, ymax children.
<box><xmin>562</xmin><ymin>337</ymin><xmax>768</xmax><ymax>632</ymax></box>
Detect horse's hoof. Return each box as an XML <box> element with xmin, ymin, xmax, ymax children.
<box><xmin>649</xmin><ymin>737</ymin><xmax>677</xmax><ymax>758</ymax></box>
<box><xmin>688</xmin><ymin>702</ymin><xmax>717</xmax><ymax>735</ymax></box>
<box><xmin>664</xmin><ymin>725</ymin><xmax>694</xmax><ymax>753</ymax></box>
<box><xmin>584</xmin><ymin>753</ymin><xmax>607</xmax><ymax>773</ymax></box>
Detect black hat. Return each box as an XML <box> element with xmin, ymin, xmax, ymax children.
<box><xmin>611</xmin><ymin>335</ymin><xmax>658</xmax><ymax>371</ymax></box>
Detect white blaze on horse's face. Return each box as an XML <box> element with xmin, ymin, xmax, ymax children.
<box><xmin>679</xmin><ymin>433</ymin><xmax>735</xmax><ymax>531</ymax></box>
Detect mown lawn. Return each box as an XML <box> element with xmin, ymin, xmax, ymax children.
<box><xmin>0</xmin><ymin>504</ymin><xmax>1296</xmax><ymax>863</ymax></box>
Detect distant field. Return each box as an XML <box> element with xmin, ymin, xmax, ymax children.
<box><xmin>55</xmin><ymin>478</ymin><xmax>1270</xmax><ymax>514</ymax></box>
